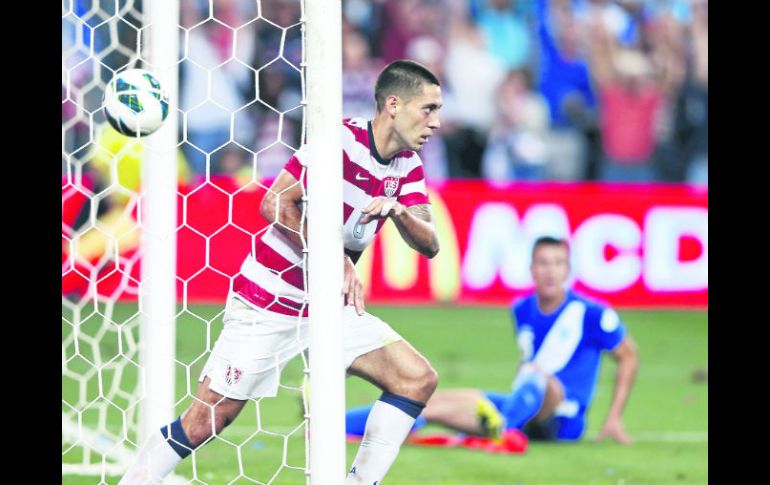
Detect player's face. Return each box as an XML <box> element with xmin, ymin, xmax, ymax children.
<box><xmin>394</xmin><ymin>83</ymin><xmax>442</xmax><ymax>152</ymax></box>
<box><xmin>530</xmin><ymin>244</ymin><xmax>570</xmax><ymax>300</ymax></box>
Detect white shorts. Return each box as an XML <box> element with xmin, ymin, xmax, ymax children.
<box><xmin>199</xmin><ymin>294</ymin><xmax>403</xmax><ymax>400</ymax></box>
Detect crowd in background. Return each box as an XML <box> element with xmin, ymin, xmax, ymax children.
<box><xmin>340</xmin><ymin>0</ymin><xmax>708</xmax><ymax>185</ymax></box>
<box><xmin>63</xmin><ymin>0</ymin><xmax>708</xmax><ymax>186</ymax></box>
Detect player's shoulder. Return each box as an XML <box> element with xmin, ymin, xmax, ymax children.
<box><xmin>343</xmin><ymin>117</ymin><xmax>368</xmax><ymax>130</ymax></box>
<box><xmin>342</xmin><ymin>117</ymin><xmax>372</xmax><ymax>152</ymax></box>
<box><xmin>342</xmin><ymin>117</ymin><xmax>368</xmax><ymax>139</ymax></box>
<box><xmin>511</xmin><ymin>292</ymin><xmax>537</xmax><ymax>314</ymax></box>
<box><xmin>569</xmin><ymin>290</ymin><xmax>623</xmax><ymax>331</ymax></box>
<box><xmin>297</xmin><ymin>116</ymin><xmax>366</xmax><ymax>152</ymax></box>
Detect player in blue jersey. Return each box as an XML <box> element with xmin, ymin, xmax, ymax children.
<box><xmin>346</xmin><ymin>236</ymin><xmax>639</xmax><ymax>447</ymax></box>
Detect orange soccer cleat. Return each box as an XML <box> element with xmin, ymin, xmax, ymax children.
<box><xmin>482</xmin><ymin>429</ymin><xmax>528</xmax><ymax>454</ymax></box>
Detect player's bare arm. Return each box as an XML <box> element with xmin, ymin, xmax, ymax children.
<box><xmin>259</xmin><ymin>169</ymin><xmax>305</xmax><ymax>250</ymax></box>
<box><xmin>360</xmin><ymin>200</ymin><xmax>439</xmax><ymax>258</ymax></box>
<box><xmin>598</xmin><ymin>336</ymin><xmax>639</xmax><ymax>445</ymax></box>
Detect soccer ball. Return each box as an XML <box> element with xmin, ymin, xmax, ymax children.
<box><xmin>102</xmin><ymin>69</ymin><xmax>169</xmax><ymax>137</ymax></box>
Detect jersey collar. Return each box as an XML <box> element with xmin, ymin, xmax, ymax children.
<box><xmin>368</xmin><ymin>121</ymin><xmax>394</xmax><ymax>166</ymax></box>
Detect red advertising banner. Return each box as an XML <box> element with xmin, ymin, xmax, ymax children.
<box><xmin>62</xmin><ymin>178</ymin><xmax>708</xmax><ymax>309</ymax></box>
<box><xmin>367</xmin><ymin>181</ymin><xmax>707</xmax><ymax>309</ymax></box>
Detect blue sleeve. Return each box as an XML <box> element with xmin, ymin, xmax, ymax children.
<box><xmin>585</xmin><ymin>303</ymin><xmax>626</xmax><ymax>351</ymax></box>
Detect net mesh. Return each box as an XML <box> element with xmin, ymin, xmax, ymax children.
<box><xmin>62</xmin><ymin>0</ymin><xmax>312</xmax><ymax>482</ymax></box>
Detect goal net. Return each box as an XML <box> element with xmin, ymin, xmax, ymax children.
<box><xmin>62</xmin><ymin>0</ymin><xmax>344</xmax><ymax>482</ymax></box>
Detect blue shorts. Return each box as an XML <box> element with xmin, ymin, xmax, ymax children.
<box><xmin>484</xmin><ymin>391</ymin><xmax>586</xmax><ymax>441</ymax></box>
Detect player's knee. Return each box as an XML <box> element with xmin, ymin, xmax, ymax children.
<box><xmin>385</xmin><ymin>369</ymin><xmax>433</xmax><ymax>401</ymax></box>
<box><xmin>407</xmin><ymin>366</ymin><xmax>438</xmax><ymax>401</ymax></box>
<box><xmin>545</xmin><ymin>375</ymin><xmax>565</xmax><ymax>402</ymax></box>
<box><xmin>422</xmin><ymin>367</ymin><xmax>439</xmax><ymax>396</ymax></box>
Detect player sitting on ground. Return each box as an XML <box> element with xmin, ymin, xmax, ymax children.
<box><xmin>346</xmin><ymin>236</ymin><xmax>639</xmax><ymax>450</ymax></box>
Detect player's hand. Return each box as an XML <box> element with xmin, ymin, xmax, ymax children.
<box><xmin>597</xmin><ymin>417</ymin><xmax>632</xmax><ymax>445</ymax></box>
<box><xmin>359</xmin><ymin>198</ymin><xmax>404</xmax><ymax>224</ymax></box>
<box><xmin>343</xmin><ymin>255</ymin><xmax>365</xmax><ymax>316</ymax></box>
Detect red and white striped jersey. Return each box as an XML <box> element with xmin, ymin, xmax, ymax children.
<box><xmin>232</xmin><ymin>117</ymin><xmax>430</xmax><ymax>317</ymax></box>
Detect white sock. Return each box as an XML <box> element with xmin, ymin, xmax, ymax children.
<box><xmin>346</xmin><ymin>400</ymin><xmax>416</xmax><ymax>484</ymax></box>
<box><xmin>118</xmin><ymin>430</ymin><xmax>184</xmax><ymax>485</ymax></box>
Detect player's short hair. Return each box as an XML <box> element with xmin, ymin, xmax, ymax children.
<box><xmin>532</xmin><ymin>236</ymin><xmax>570</xmax><ymax>259</ymax></box>
<box><xmin>375</xmin><ymin>59</ymin><xmax>441</xmax><ymax>112</ymax></box>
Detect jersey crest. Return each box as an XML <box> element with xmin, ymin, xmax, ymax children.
<box><xmin>383</xmin><ymin>176</ymin><xmax>399</xmax><ymax>198</ymax></box>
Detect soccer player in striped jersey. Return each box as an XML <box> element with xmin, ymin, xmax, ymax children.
<box><xmin>347</xmin><ymin>236</ymin><xmax>639</xmax><ymax>450</ymax></box>
<box><xmin>120</xmin><ymin>60</ymin><xmax>443</xmax><ymax>485</ymax></box>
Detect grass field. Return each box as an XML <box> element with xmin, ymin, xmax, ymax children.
<box><xmin>63</xmin><ymin>304</ymin><xmax>708</xmax><ymax>484</ymax></box>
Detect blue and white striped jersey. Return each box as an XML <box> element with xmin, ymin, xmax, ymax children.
<box><xmin>512</xmin><ymin>290</ymin><xmax>626</xmax><ymax>414</ymax></box>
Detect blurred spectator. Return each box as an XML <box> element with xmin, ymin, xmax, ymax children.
<box><xmin>248</xmin><ymin>0</ymin><xmax>304</xmax><ymax>180</ymax></box>
<box><xmin>343</xmin><ymin>29</ymin><xmax>383</xmax><ymax>120</ymax></box>
<box><xmin>344</xmin><ymin>0</ymin><xmax>387</xmax><ymax>55</ymax></box>
<box><xmin>64</xmin><ymin>2</ymin><xmax>132</xmax><ymax>165</ymax></box>
<box><xmin>482</xmin><ymin>69</ymin><xmax>551</xmax><ymax>182</ymax></box>
<box><xmin>212</xmin><ymin>146</ymin><xmax>253</xmax><ymax>188</ymax></box>
<box><xmin>256</xmin><ymin>0</ymin><xmax>303</xmax><ymax>72</ymax></box>
<box><xmin>470</xmin><ymin>0</ymin><xmax>537</xmax><ymax>71</ymax></box>
<box><xmin>443</xmin><ymin>10</ymin><xmax>507</xmax><ymax>178</ymax></box>
<box><xmin>380</xmin><ymin>0</ymin><xmax>450</xmax><ymax>62</ymax></box>
<box><xmin>639</xmin><ymin>4</ymin><xmax>688</xmax><ymax>182</ymax></box>
<box><xmin>405</xmin><ymin>36</ymin><xmax>452</xmax><ymax>183</ymax></box>
<box><xmin>586</xmin><ymin>26</ymin><xmax>663</xmax><ymax>182</ymax></box>
<box><xmin>678</xmin><ymin>0</ymin><xmax>707</xmax><ymax>186</ymax></box>
<box><xmin>535</xmin><ymin>0</ymin><xmax>597</xmax><ymax>180</ymax></box>
<box><xmin>344</xmin><ymin>0</ymin><xmax>378</xmax><ymax>32</ymax></box>
<box><xmin>179</xmin><ymin>0</ymin><xmax>256</xmax><ymax>175</ymax></box>
<box><xmin>251</xmin><ymin>67</ymin><xmax>303</xmax><ymax>180</ymax></box>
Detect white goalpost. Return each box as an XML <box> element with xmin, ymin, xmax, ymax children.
<box><xmin>304</xmin><ymin>0</ymin><xmax>346</xmax><ymax>482</ymax></box>
<box><xmin>62</xmin><ymin>0</ymin><xmax>345</xmax><ymax>482</ymax></box>
<box><xmin>139</xmin><ymin>0</ymin><xmax>180</xmax><ymax>448</ymax></box>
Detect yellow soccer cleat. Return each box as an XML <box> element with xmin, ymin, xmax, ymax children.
<box><xmin>476</xmin><ymin>397</ymin><xmax>504</xmax><ymax>439</ymax></box>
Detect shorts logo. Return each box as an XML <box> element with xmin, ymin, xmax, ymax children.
<box><xmin>383</xmin><ymin>177</ymin><xmax>399</xmax><ymax>198</ymax></box>
<box><xmin>224</xmin><ymin>365</ymin><xmax>242</xmax><ymax>385</ymax></box>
